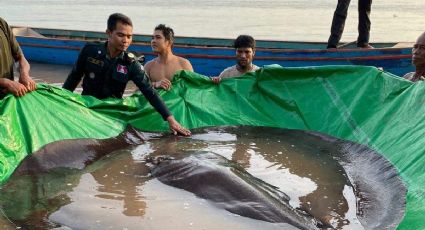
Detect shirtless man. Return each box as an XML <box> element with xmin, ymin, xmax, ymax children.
<box><xmin>144</xmin><ymin>24</ymin><xmax>193</xmax><ymax>90</ymax></box>
<box><xmin>403</xmin><ymin>32</ymin><xmax>425</xmax><ymax>82</ymax></box>
<box><xmin>211</xmin><ymin>35</ymin><xmax>259</xmax><ymax>83</ymax></box>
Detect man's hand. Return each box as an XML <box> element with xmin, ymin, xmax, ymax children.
<box><xmin>167</xmin><ymin>116</ymin><xmax>191</xmax><ymax>136</ymax></box>
<box><xmin>211</xmin><ymin>77</ymin><xmax>221</xmax><ymax>84</ymax></box>
<box><xmin>19</xmin><ymin>75</ymin><xmax>37</xmax><ymax>91</ymax></box>
<box><xmin>153</xmin><ymin>79</ymin><xmax>172</xmax><ymax>90</ymax></box>
<box><xmin>3</xmin><ymin>79</ymin><xmax>28</xmax><ymax>97</ymax></box>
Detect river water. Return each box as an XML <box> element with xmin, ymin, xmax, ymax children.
<box><xmin>0</xmin><ymin>0</ymin><xmax>424</xmax><ymax>42</ymax></box>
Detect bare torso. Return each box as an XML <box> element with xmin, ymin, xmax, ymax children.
<box><xmin>145</xmin><ymin>55</ymin><xmax>193</xmax><ymax>82</ymax></box>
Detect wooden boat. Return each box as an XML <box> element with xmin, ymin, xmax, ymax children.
<box><xmin>13</xmin><ymin>27</ymin><xmax>413</xmax><ymax>77</ymax></box>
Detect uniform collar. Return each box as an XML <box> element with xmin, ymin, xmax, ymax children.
<box><xmin>104</xmin><ymin>42</ymin><xmax>125</xmax><ymax>60</ymax></box>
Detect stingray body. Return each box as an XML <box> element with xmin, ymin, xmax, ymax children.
<box><xmin>13</xmin><ymin>126</ymin><xmax>149</xmax><ymax>175</ymax></box>
<box><xmin>148</xmin><ymin>152</ymin><xmax>322</xmax><ymax>230</ymax></box>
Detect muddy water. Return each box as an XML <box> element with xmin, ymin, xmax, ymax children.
<box><xmin>0</xmin><ymin>126</ymin><xmax>403</xmax><ymax>229</ymax></box>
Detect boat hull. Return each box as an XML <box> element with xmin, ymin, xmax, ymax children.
<box><xmin>15</xmin><ymin>27</ymin><xmax>413</xmax><ymax>77</ymax></box>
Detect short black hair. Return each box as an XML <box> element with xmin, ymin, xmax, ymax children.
<box><xmin>155</xmin><ymin>24</ymin><xmax>175</xmax><ymax>43</ymax></box>
<box><xmin>107</xmin><ymin>13</ymin><xmax>133</xmax><ymax>31</ymax></box>
<box><xmin>233</xmin><ymin>35</ymin><xmax>256</xmax><ymax>49</ymax></box>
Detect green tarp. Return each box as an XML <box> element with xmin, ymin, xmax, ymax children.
<box><xmin>0</xmin><ymin>65</ymin><xmax>424</xmax><ymax>229</ymax></box>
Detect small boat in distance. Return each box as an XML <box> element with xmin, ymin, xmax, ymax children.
<box><xmin>13</xmin><ymin>27</ymin><xmax>413</xmax><ymax>77</ymax></box>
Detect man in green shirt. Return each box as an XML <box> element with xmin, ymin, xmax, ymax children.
<box><xmin>63</xmin><ymin>13</ymin><xmax>191</xmax><ymax>136</ymax></box>
<box><xmin>0</xmin><ymin>17</ymin><xmax>36</xmax><ymax>98</ymax></box>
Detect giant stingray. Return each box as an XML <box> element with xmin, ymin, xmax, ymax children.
<box><xmin>147</xmin><ymin>152</ymin><xmax>324</xmax><ymax>230</ymax></box>
<box><xmin>145</xmin><ymin>127</ymin><xmax>407</xmax><ymax>229</ymax></box>
<box><xmin>3</xmin><ymin>126</ymin><xmax>407</xmax><ymax>229</ymax></box>
<box><xmin>13</xmin><ymin>126</ymin><xmax>149</xmax><ymax>175</ymax></box>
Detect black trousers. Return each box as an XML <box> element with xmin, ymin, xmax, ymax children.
<box><xmin>327</xmin><ymin>0</ymin><xmax>372</xmax><ymax>48</ymax></box>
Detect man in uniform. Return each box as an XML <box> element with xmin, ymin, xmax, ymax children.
<box><xmin>63</xmin><ymin>13</ymin><xmax>190</xmax><ymax>136</ymax></box>
<box><xmin>0</xmin><ymin>17</ymin><xmax>36</xmax><ymax>98</ymax></box>
<box><xmin>211</xmin><ymin>35</ymin><xmax>260</xmax><ymax>83</ymax></box>
<box><xmin>403</xmin><ymin>32</ymin><xmax>425</xmax><ymax>82</ymax></box>
<box><xmin>144</xmin><ymin>24</ymin><xmax>193</xmax><ymax>90</ymax></box>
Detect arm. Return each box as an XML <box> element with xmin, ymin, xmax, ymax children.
<box><xmin>167</xmin><ymin>115</ymin><xmax>191</xmax><ymax>136</ymax></box>
<box><xmin>63</xmin><ymin>45</ymin><xmax>87</xmax><ymax>92</ymax></box>
<box><xmin>0</xmin><ymin>18</ymin><xmax>36</xmax><ymax>95</ymax></box>
<box><xmin>132</xmin><ymin>63</ymin><xmax>191</xmax><ymax>136</ymax></box>
<box><xmin>0</xmin><ymin>78</ymin><xmax>27</xmax><ymax>97</ymax></box>
<box><xmin>211</xmin><ymin>67</ymin><xmax>230</xmax><ymax>84</ymax></box>
<box><xmin>17</xmin><ymin>54</ymin><xmax>36</xmax><ymax>91</ymax></box>
<box><xmin>0</xmin><ymin>46</ymin><xmax>29</xmax><ymax>96</ymax></box>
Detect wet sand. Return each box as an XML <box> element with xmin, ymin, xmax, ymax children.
<box><xmin>28</xmin><ymin>62</ymin><xmax>71</xmax><ymax>85</ymax></box>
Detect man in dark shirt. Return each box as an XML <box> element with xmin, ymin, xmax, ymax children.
<box><xmin>63</xmin><ymin>13</ymin><xmax>190</xmax><ymax>136</ymax></box>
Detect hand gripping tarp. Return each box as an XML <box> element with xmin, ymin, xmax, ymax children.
<box><xmin>0</xmin><ymin>65</ymin><xmax>424</xmax><ymax>229</ymax></box>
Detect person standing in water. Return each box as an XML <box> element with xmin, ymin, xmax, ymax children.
<box><xmin>327</xmin><ymin>0</ymin><xmax>373</xmax><ymax>49</ymax></box>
